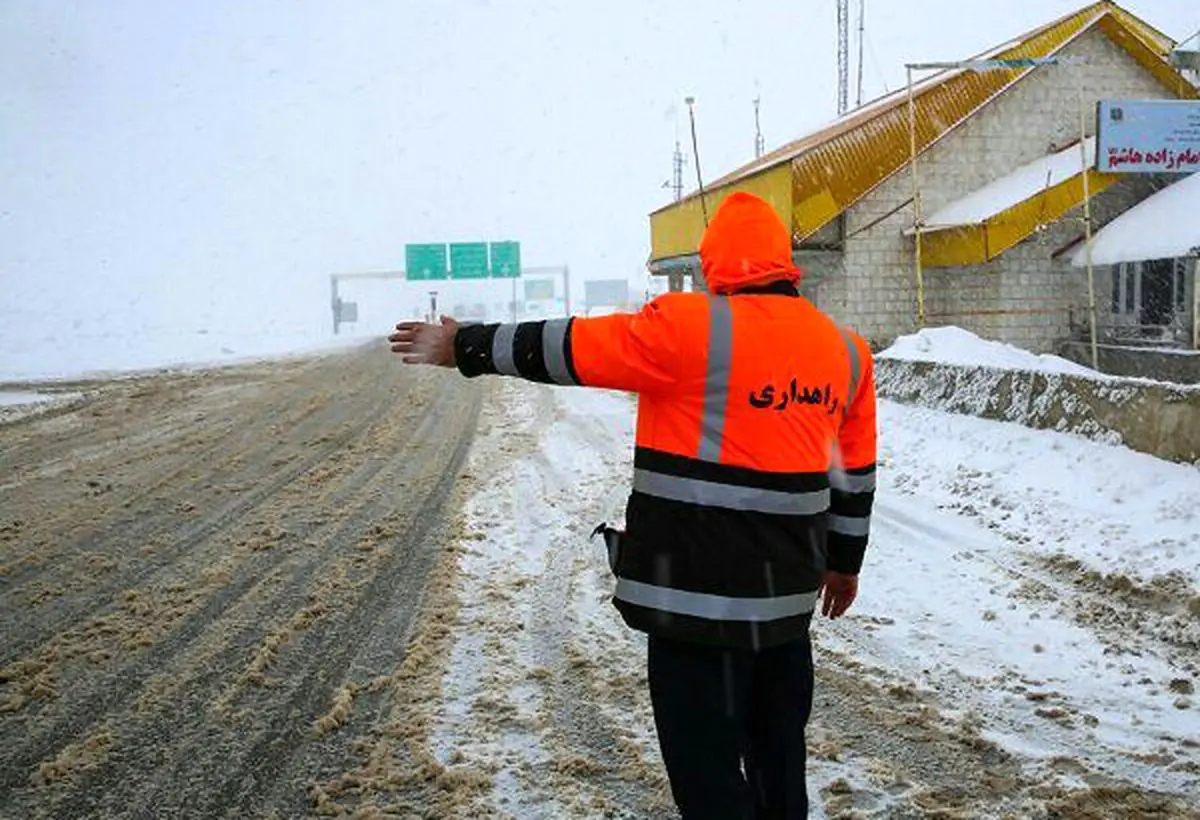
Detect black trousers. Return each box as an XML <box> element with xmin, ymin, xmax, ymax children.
<box><xmin>647</xmin><ymin>631</ymin><xmax>814</xmax><ymax>820</ymax></box>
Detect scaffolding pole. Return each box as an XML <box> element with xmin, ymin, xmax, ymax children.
<box><xmin>906</xmin><ymin>65</ymin><xmax>926</xmax><ymax>328</ymax></box>
<box><xmin>1078</xmin><ymin>79</ymin><xmax>1099</xmax><ymax>371</ymax></box>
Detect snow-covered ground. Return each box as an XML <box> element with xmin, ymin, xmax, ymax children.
<box><xmin>0</xmin><ymin>315</ymin><xmax>375</xmax><ymax>383</ymax></box>
<box><xmin>879</xmin><ymin>326</ymin><xmax>1103</xmax><ymax>377</ymax></box>
<box><xmin>4</xmin><ymin>311</ymin><xmax>1195</xmax><ymax>814</ymax></box>
<box><xmin>434</xmin><ymin>380</ymin><xmax>1200</xmax><ymax>817</ymax></box>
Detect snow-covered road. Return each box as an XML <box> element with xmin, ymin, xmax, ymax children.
<box><xmin>432</xmin><ymin>380</ymin><xmax>1200</xmax><ymax>818</ymax></box>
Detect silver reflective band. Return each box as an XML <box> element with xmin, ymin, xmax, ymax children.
<box><xmin>615</xmin><ymin>578</ymin><xmax>818</xmax><ymax>622</ymax></box>
<box><xmin>829</xmin><ymin>469</ymin><xmax>877</xmax><ymax>494</ymax></box>
<box><xmin>542</xmin><ymin>318</ymin><xmax>578</xmax><ymax>386</ymax></box>
<box><xmin>838</xmin><ymin>327</ymin><xmax>861</xmax><ymax>404</ymax></box>
<box><xmin>634</xmin><ymin>469</ymin><xmax>830</xmax><ymax>515</ymax></box>
<box><xmin>829</xmin><ymin>514</ymin><xmax>871</xmax><ymax>537</ymax></box>
<box><xmin>492</xmin><ymin>323</ymin><xmax>519</xmax><ymax>377</ymax></box>
<box><xmin>698</xmin><ymin>296</ymin><xmax>733</xmax><ymax>462</ymax></box>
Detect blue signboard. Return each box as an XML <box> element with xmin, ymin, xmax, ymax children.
<box><xmin>1096</xmin><ymin>100</ymin><xmax>1200</xmax><ymax>174</ymax></box>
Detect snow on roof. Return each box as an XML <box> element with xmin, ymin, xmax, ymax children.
<box><xmin>879</xmin><ymin>326</ymin><xmax>1102</xmax><ymax>377</ymax></box>
<box><xmin>920</xmin><ymin>138</ymin><xmax>1096</xmax><ymax>229</ymax></box>
<box><xmin>1071</xmin><ymin>171</ymin><xmax>1200</xmax><ymax>266</ymax></box>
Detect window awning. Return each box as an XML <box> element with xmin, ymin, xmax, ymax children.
<box><xmin>908</xmin><ymin>137</ymin><xmax>1119</xmax><ymax>267</ymax></box>
<box><xmin>1071</xmin><ymin>171</ymin><xmax>1200</xmax><ymax>266</ymax></box>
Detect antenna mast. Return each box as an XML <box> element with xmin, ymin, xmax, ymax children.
<box><xmin>837</xmin><ymin>0</ymin><xmax>849</xmax><ymax>114</ymax></box>
<box><xmin>856</xmin><ymin>0</ymin><xmax>866</xmax><ymax>107</ymax></box>
<box><xmin>671</xmin><ymin>140</ymin><xmax>685</xmax><ymax>201</ymax></box>
<box><xmin>753</xmin><ymin>96</ymin><xmax>765</xmax><ymax>158</ymax></box>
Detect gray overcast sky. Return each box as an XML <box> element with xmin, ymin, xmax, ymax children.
<box><xmin>1</xmin><ymin>1</ymin><xmax>1195</xmax><ymax>331</ymax></box>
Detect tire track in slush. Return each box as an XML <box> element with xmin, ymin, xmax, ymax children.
<box><xmin>0</xmin><ymin>354</ymin><xmax>474</xmax><ymax>816</ymax></box>
<box><xmin>0</xmin><ymin>363</ymin><xmax>350</xmax><ymax>577</ymax></box>
<box><xmin>0</xmin><ymin>415</ymin><xmax>402</xmax><ymax>802</ymax></box>
<box><xmin>0</xmin><ymin>359</ymin><xmax>317</xmax><ymax>468</ymax></box>
<box><xmin>0</xmin><ymin>362</ymin><xmax>399</xmax><ymax>666</ymax></box>
<box><xmin>206</xmin><ymin>394</ymin><xmax>481</xmax><ymax>819</ymax></box>
<box><xmin>522</xmin><ymin>418</ymin><xmax>662</xmax><ymax>818</ymax></box>
<box><xmin>0</xmin><ymin>378</ymin><xmax>446</xmax><ymax>805</ymax></box>
<box><xmin>36</xmin><ymin>385</ymin><xmax>482</xmax><ymax>820</ymax></box>
<box><xmin>0</xmin><ymin>355</ymin><xmax>363</xmax><ymax>593</ymax></box>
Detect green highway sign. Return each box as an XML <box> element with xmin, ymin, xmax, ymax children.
<box><xmin>450</xmin><ymin>242</ymin><xmax>489</xmax><ymax>279</ymax></box>
<box><xmin>490</xmin><ymin>241</ymin><xmax>522</xmax><ymax>279</ymax></box>
<box><xmin>405</xmin><ymin>244</ymin><xmax>448</xmax><ymax>281</ymax></box>
<box><xmin>524</xmin><ymin>279</ymin><xmax>554</xmax><ymax>300</ymax></box>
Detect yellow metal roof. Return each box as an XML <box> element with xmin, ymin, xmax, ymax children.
<box><xmin>649</xmin><ymin>1</ymin><xmax>1199</xmax><ymax>265</ymax></box>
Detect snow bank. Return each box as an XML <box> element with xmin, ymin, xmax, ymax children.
<box><xmin>0</xmin><ymin>389</ymin><xmax>84</xmax><ymax>423</ymax></box>
<box><xmin>880</xmin><ymin>326</ymin><xmax>1102</xmax><ymax>377</ymax></box>
<box><xmin>0</xmin><ymin>330</ymin><xmax>373</xmax><ymax>384</ymax></box>
<box><xmin>0</xmin><ymin>391</ymin><xmax>54</xmax><ymax>407</ymax></box>
<box><xmin>875</xmin><ymin>330</ymin><xmax>1200</xmax><ymax>463</ymax></box>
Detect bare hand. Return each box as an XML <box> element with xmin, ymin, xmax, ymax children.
<box><xmin>820</xmin><ymin>571</ymin><xmax>859</xmax><ymax>619</ymax></box>
<box><xmin>388</xmin><ymin>316</ymin><xmax>459</xmax><ymax>367</ymax></box>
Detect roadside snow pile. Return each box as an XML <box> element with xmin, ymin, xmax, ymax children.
<box><xmin>873</xmin><ymin>327</ymin><xmax>1200</xmax><ymax>463</ymax></box>
<box><xmin>880</xmin><ymin>326</ymin><xmax>1102</xmax><ymax>377</ymax></box>
<box><xmin>0</xmin><ymin>390</ymin><xmax>83</xmax><ymax>422</ymax></box>
<box><xmin>0</xmin><ymin>391</ymin><xmax>52</xmax><ymax>407</ymax></box>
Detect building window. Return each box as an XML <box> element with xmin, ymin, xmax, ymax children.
<box><xmin>1111</xmin><ymin>262</ymin><xmax>1139</xmax><ymax>315</ymax></box>
<box><xmin>1174</xmin><ymin>259</ymin><xmax>1188</xmax><ymax>314</ymax></box>
<box><xmin>1125</xmin><ymin>263</ymin><xmax>1137</xmax><ymax>314</ymax></box>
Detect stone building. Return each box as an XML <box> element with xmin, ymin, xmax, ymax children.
<box><xmin>647</xmin><ymin>2</ymin><xmax>1199</xmax><ymax>356</ymax></box>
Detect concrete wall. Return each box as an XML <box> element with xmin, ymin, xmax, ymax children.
<box><xmin>876</xmin><ymin>358</ymin><xmax>1200</xmax><ymax>464</ymax></box>
<box><xmin>1059</xmin><ymin>342</ymin><xmax>1200</xmax><ymax>385</ymax></box>
<box><xmin>819</xmin><ymin>29</ymin><xmax>1175</xmax><ymax>353</ymax></box>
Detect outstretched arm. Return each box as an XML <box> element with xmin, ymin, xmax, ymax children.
<box><xmin>388</xmin><ymin>300</ymin><xmax>682</xmax><ymax>394</ymax></box>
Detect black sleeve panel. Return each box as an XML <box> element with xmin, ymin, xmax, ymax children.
<box><xmin>454</xmin><ymin>323</ymin><xmax>500</xmax><ymax>378</ymax></box>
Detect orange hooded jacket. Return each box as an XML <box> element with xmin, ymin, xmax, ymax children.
<box><xmin>454</xmin><ymin>192</ymin><xmax>877</xmax><ymax>648</ymax></box>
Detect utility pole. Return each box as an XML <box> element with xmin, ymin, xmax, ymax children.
<box><xmin>753</xmin><ymin>96</ymin><xmax>765</xmax><ymax>158</ymax></box>
<box><xmin>685</xmin><ymin>96</ymin><xmax>708</xmax><ymax>226</ymax></box>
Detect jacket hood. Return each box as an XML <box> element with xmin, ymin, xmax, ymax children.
<box><xmin>699</xmin><ymin>192</ymin><xmax>803</xmax><ymax>294</ymax></box>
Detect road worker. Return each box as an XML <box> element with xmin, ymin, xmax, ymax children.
<box><xmin>388</xmin><ymin>191</ymin><xmax>877</xmax><ymax>819</ymax></box>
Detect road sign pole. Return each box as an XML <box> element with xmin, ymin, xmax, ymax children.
<box><xmin>330</xmin><ymin>276</ymin><xmax>340</xmax><ymax>335</ymax></box>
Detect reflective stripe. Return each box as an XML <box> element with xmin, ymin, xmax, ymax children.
<box><xmin>615</xmin><ymin>578</ymin><xmax>818</xmax><ymax>622</ymax></box>
<box><xmin>492</xmin><ymin>323</ymin><xmax>519</xmax><ymax>377</ymax></box>
<box><xmin>698</xmin><ymin>296</ymin><xmax>733</xmax><ymax>462</ymax></box>
<box><xmin>838</xmin><ymin>327</ymin><xmax>862</xmax><ymax>405</ymax></box>
<box><xmin>542</xmin><ymin>318</ymin><xmax>578</xmax><ymax>386</ymax></box>
<box><xmin>634</xmin><ymin>469</ymin><xmax>830</xmax><ymax>515</ymax></box>
<box><xmin>830</xmin><ymin>469</ymin><xmax>877</xmax><ymax>493</ymax></box>
<box><xmin>829</xmin><ymin>514</ymin><xmax>871</xmax><ymax>537</ymax></box>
